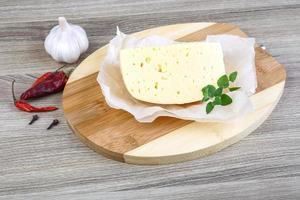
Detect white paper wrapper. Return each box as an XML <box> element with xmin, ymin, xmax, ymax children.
<box><xmin>97</xmin><ymin>29</ymin><xmax>257</xmax><ymax>122</ymax></box>
<box><xmin>206</xmin><ymin>35</ymin><xmax>257</xmax><ymax>95</ymax></box>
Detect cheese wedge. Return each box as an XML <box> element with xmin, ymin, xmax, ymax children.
<box><xmin>120</xmin><ymin>42</ymin><xmax>226</xmax><ymax>104</ymax></box>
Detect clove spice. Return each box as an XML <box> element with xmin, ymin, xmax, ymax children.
<box><xmin>29</xmin><ymin>114</ymin><xmax>39</xmax><ymax>125</ymax></box>
<box><xmin>47</xmin><ymin>119</ymin><xmax>59</xmax><ymax>130</ymax></box>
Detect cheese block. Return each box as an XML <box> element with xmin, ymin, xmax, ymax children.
<box><xmin>120</xmin><ymin>42</ymin><xmax>226</xmax><ymax>104</ymax></box>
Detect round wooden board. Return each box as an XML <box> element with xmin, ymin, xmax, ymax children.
<box><xmin>63</xmin><ymin>23</ymin><xmax>286</xmax><ymax>165</ymax></box>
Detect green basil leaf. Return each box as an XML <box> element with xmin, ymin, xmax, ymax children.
<box><xmin>217</xmin><ymin>75</ymin><xmax>229</xmax><ymax>88</ymax></box>
<box><xmin>229</xmin><ymin>87</ymin><xmax>241</xmax><ymax>92</ymax></box>
<box><xmin>221</xmin><ymin>94</ymin><xmax>233</xmax><ymax>106</ymax></box>
<box><xmin>229</xmin><ymin>71</ymin><xmax>238</xmax><ymax>82</ymax></box>
<box><xmin>214</xmin><ymin>87</ymin><xmax>223</xmax><ymax>96</ymax></box>
<box><xmin>206</xmin><ymin>85</ymin><xmax>216</xmax><ymax>98</ymax></box>
<box><xmin>202</xmin><ymin>86</ymin><xmax>209</xmax><ymax>97</ymax></box>
<box><xmin>213</xmin><ymin>96</ymin><xmax>222</xmax><ymax>105</ymax></box>
<box><xmin>202</xmin><ymin>96</ymin><xmax>210</xmax><ymax>102</ymax></box>
<box><xmin>206</xmin><ymin>102</ymin><xmax>214</xmax><ymax>114</ymax></box>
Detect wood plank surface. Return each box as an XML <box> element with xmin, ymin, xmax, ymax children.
<box><xmin>0</xmin><ymin>0</ymin><xmax>299</xmax><ymax>199</ymax></box>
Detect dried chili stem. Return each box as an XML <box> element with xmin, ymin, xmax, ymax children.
<box><xmin>12</xmin><ymin>80</ymin><xmax>17</xmax><ymax>103</ymax></box>
<box><xmin>55</xmin><ymin>64</ymin><xmax>67</xmax><ymax>72</ymax></box>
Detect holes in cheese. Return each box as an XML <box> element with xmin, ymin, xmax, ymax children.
<box><xmin>120</xmin><ymin>42</ymin><xmax>226</xmax><ymax>104</ymax></box>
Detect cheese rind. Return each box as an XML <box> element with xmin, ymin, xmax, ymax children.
<box><xmin>120</xmin><ymin>42</ymin><xmax>226</xmax><ymax>104</ymax></box>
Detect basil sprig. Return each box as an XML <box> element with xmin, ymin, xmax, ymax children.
<box><xmin>202</xmin><ymin>71</ymin><xmax>240</xmax><ymax>114</ymax></box>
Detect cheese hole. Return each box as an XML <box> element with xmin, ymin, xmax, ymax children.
<box><xmin>185</xmin><ymin>52</ymin><xmax>189</xmax><ymax>57</ymax></box>
<box><xmin>157</xmin><ymin>64</ymin><xmax>162</xmax><ymax>72</ymax></box>
<box><xmin>140</xmin><ymin>62</ymin><xmax>144</xmax><ymax>68</ymax></box>
<box><xmin>157</xmin><ymin>64</ymin><xmax>167</xmax><ymax>73</ymax></box>
<box><xmin>133</xmin><ymin>62</ymin><xmax>135</xmax><ymax>66</ymax></box>
<box><xmin>154</xmin><ymin>82</ymin><xmax>158</xmax><ymax>89</ymax></box>
<box><xmin>176</xmin><ymin>60</ymin><xmax>179</xmax><ymax>64</ymax></box>
<box><xmin>145</xmin><ymin>57</ymin><xmax>151</xmax><ymax>63</ymax></box>
<box><xmin>177</xmin><ymin>91</ymin><xmax>180</xmax><ymax>95</ymax></box>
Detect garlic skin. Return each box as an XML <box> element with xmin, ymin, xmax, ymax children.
<box><xmin>44</xmin><ymin>17</ymin><xmax>89</xmax><ymax>63</ymax></box>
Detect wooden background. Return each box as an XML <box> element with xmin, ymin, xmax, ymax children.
<box><xmin>0</xmin><ymin>0</ymin><xmax>299</xmax><ymax>199</ymax></box>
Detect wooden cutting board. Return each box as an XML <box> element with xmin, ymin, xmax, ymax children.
<box><xmin>62</xmin><ymin>23</ymin><xmax>286</xmax><ymax>165</ymax></box>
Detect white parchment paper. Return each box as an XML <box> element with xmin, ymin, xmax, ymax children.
<box><xmin>97</xmin><ymin>28</ymin><xmax>257</xmax><ymax>122</ymax></box>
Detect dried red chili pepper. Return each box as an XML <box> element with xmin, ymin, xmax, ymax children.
<box><xmin>20</xmin><ymin>65</ymin><xmax>69</xmax><ymax>100</ymax></box>
<box><xmin>15</xmin><ymin>100</ymin><xmax>58</xmax><ymax>112</ymax></box>
<box><xmin>31</xmin><ymin>72</ymin><xmax>53</xmax><ymax>88</ymax></box>
<box><xmin>28</xmin><ymin>65</ymin><xmax>66</xmax><ymax>88</ymax></box>
<box><xmin>12</xmin><ymin>80</ymin><xmax>58</xmax><ymax>112</ymax></box>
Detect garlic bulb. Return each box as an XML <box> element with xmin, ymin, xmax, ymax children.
<box><xmin>44</xmin><ymin>17</ymin><xmax>89</xmax><ymax>63</ymax></box>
